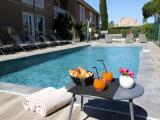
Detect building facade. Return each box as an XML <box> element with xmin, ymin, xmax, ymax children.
<box><xmin>54</xmin><ymin>0</ymin><xmax>99</xmax><ymax>27</ymax></box>
<box><xmin>117</xmin><ymin>17</ymin><xmax>140</xmax><ymax>27</ymax></box>
<box><xmin>0</xmin><ymin>0</ymin><xmax>53</xmax><ymax>37</ymax></box>
<box><xmin>0</xmin><ymin>0</ymin><xmax>99</xmax><ymax>41</ymax></box>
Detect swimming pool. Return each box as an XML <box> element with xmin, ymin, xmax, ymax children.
<box><xmin>0</xmin><ymin>46</ymin><xmax>141</xmax><ymax>88</ymax></box>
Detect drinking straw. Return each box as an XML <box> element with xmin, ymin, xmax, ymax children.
<box><xmin>97</xmin><ymin>59</ymin><xmax>107</xmax><ymax>72</ymax></box>
<box><xmin>92</xmin><ymin>67</ymin><xmax>100</xmax><ymax>78</ymax></box>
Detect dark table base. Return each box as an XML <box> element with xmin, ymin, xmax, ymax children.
<box><xmin>68</xmin><ymin>94</ymin><xmax>135</xmax><ymax>120</ymax></box>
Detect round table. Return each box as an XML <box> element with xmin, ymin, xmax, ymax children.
<box><xmin>67</xmin><ymin>82</ymin><xmax>144</xmax><ymax>120</ymax></box>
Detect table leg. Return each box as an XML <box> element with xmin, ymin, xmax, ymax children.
<box><xmin>81</xmin><ymin>96</ymin><xmax>84</xmax><ymax>111</ymax></box>
<box><xmin>129</xmin><ymin>99</ymin><xmax>135</xmax><ymax>120</ymax></box>
<box><xmin>68</xmin><ymin>94</ymin><xmax>76</xmax><ymax>120</ymax></box>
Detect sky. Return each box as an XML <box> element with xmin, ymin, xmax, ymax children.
<box><xmin>85</xmin><ymin>0</ymin><xmax>154</xmax><ymax>24</ymax></box>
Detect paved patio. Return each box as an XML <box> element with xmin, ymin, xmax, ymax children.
<box><xmin>0</xmin><ymin>41</ymin><xmax>160</xmax><ymax>120</ymax></box>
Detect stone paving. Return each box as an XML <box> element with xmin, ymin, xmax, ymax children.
<box><xmin>77</xmin><ymin>41</ymin><xmax>160</xmax><ymax>120</ymax></box>
<box><xmin>134</xmin><ymin>42</ymin><xmax>160</xmax><ymax>119</ymax></box>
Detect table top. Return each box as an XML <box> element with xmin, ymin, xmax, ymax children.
<box><xmin>66</xmin><ymin>79</ymin><xmax>144</xmax><ymax>100</ymax></box>
<box><xmin>113</xmin><ymin>84</ymin><xmax>144</xmax><ymax>100</ymax></box>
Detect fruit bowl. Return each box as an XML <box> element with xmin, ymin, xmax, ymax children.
<box><xmin>70</xmin><ymin>73</ymin><xmax>94</xmax><ymax>86</ymax></box>
<box><xmin>69</xmin><ymin>67</ymin><xmax>94</xmax><ymax>86</ymax></box>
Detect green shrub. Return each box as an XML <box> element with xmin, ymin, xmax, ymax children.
<box><xmin>108</xmin><ymin>25</ymin><xmax>156</xmax><ymax>40</ymax></box>
<box><xmin>108</xmin><ymin>27</ymin><xmax>130</xmax><ymax>37</ymax></box>
<box><xmin>54</xmin><ymin>13</ymin><xmax>73</xmax><ymax>39</ymax></box>
<box><xmin>131</xmin><ymin>27</ymin><xmax>141</xmax><ymax>38</ymax></box>
<box><xmin>75</xmin><ymin>23</ymin><xmax>87</xmax><ymax>41</ymax></box>
<box><xmin>140</xmin><ymin>23</ymin><xmax>155</xmax><ymax>40</ymax></box>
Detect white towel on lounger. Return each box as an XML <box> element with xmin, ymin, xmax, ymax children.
<box><xmin>35</xmin><ymin>87</ymin><xmax>72</xmax><ymax>116</ymax></box>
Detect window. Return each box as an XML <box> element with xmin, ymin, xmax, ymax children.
<box><xmin>22</xmin><ymin>0</ymin><xmax>44</xmax><ymax>8</ymax></box>
<box><xmin>79</xmin><ymin>4</ymin><xmax>83</xmax><ymax>22</ymax></box>
<box><xmin>23</xmin><ymin>12</ymin><xmax>34</xmax><ymax>38</ymax></box>
<box><xmin>93</xmin><ymin>14</ymin><xmax>97</xmax><ymax>24</ymax></box>
<box><xmin>55</xmin><ymin>0</ymin><xmax>61</xmax><ymax>7</ymax></box>
<box><xmin>79</xmin><ymin>4</ymin><xmax>85</xmax><ymax>22</ymax></box>
<box><xmin>82</xmin><ymin>7</ymin><xmax>85</xmax><ymax>22</ymax></box>
<box><xmin>35</xmin><ymin>0</ymin><xmax>44</xmax><ymax>8</ymax></box>
<box><xmin>90</xmin><ymin>12</ymin><xmax>93</xmax><ymax>23</ymax></box>
<box><xmin>23</xmin><ymin>0</ymin><xmax>33</xmax><ymax>5</ymax></box>
<box><xmin>23</xmin><ymin>12</ymin><xmax>45</xmax><ymax>38</ymax></box>
<box><xmin>36</xmin><ymin>15</ymin><xmax>45</xmax><ymax>34</ymax></box>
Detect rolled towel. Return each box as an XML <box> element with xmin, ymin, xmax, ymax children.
<box><xmin>23</xmin><ymin>96</ymin><xmax>36</xmax><ymax>112</ymax></box>
<box><xmin>35</xmin><ymin>87</ymin><xmax>72</xmax><ymax>116</ymax></box>
<box><xmin>23</xmin><ymin>87</ymin><xmax>56</xmax><ymax>112</ymax></box>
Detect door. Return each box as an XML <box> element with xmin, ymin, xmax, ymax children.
<box><xmin>23</xmin><ymin>12</ymin><xmax>35</xmax><ymax>39</ymax></box>
<box><xmin>36</xmin><ymin>15</ymin><xmax>45</xmax><ymax>35</ymax></box>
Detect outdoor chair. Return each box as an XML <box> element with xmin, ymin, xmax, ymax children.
<box><xmin>50</xmin><ymin>34</ymin><xmax>70</xmax><ymax>45</ymax></box>
<box><xmin>105</xmin><ymin>34</ymin><xmax>112</xmax><ymax>43</ymax></box>
<box><xmin>27</xmin><ymin>35</ymin><xmax>45</xmax><ymax>49</ymax></box>
<box><xmin>0</xmin><ymin>40</ymin><xmax>15</xmax><ymax>55</ymax></box>
<box><xmin>125</xmin><ymin>35</ymin><xmax>134</xmax><ymax>43</ymax></box>
<box><xmin>40</xmin><ymin>35</ymin><xmax>55</xmax><ymax>47</ymax></box>
<box><xmin>11</xmin><ymin>35</ymin><xmax>37</xmax><ymax>51</ymax></box>
<box><xmin>139</xmin><ymin>34</ymin><xmax>147</xmax><ymax>43</ymax></box>
<box><xmin>56</xmin><ymin>35</ymin><xmax>71</xmax><ymax>44</ymax></box>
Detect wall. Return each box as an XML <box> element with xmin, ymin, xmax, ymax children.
<box><xmin>0</xmin><ymin>0</ymin><xmax>54</xmax><ymax>33</ymax></box>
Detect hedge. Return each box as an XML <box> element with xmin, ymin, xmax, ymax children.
<box><xmin>108</xmin><ymin>23</ymin><xmax>158</xmax><ymax>40</ymax></box>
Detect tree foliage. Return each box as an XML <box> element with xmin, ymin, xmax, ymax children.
<box><xmin>100</xmin><ymin>0</ymin><xmax>108</xmax><ymax>30</ymax></box>
<box><xmin>142</xmin><ymin>1</ymin><xmax>154</xmax><ymax>19</ymax></box>
<box><xmin>140</xmin><ymin>23</ymin><xmax>155</xmax><ymax>40</ymax></box>
<box><xmin>142</xmin><ymin>0</ymin><xmax>160</xmax><ymax>42</ymax></box>
<box><xmin>142</xmin><ymin>0</ymin><xmax>160</xmax><ymax>20</ymax></box>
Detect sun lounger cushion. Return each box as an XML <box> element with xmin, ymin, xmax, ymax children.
<box><xmin>23</xmin><ymin>87</ymin><xmax>72</xmax><ymax>116</ymax></box>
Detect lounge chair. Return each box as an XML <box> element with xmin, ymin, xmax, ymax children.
<box><xmin>27</xmin><ymin>35</ymin><xmax>44</xmax><ymax>49</ymax></box>
<box><xmin>56</xmin><ymin>35</ymin><xmax>71</xmax><ymax>44</ymax></box>
<box><xmin>40</xmin><ymin>35</ymin><xmax>55</xmax><ymax>47</ymax></box>
<box><xmin>11</xmin><ymin>35</ymin><xmax>37</xmax><ymax>51</ymax></box>
<box><xmin>50</xmin><ymin>34</ymin><xmax>70</xmax><ymax>45</ymax></box>
<box><xmin>0</xmin><ymin>40</ymin><xmax>15</xmax><ymax>55</ymax></box>
<box><xmin>105</xmin><ymin>34</ymin><xmax>112</xmax><ymax>43</ymax></box>
<box><xmin>0</xmin><ymin>41</ymin><xmax>6</xmax><ymax>55</ymax></box>
<box><xmin>125</xmin><ymin>35</ymin><xmax>134</xmax><ymax>43</ymax></box>
<box><xmin>139</xmin><ymin>34</ymin><xmax>147</xmax><ymax>43</ymax></box>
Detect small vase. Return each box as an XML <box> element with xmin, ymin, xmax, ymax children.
<box><xmin>119</xmin><ymin>75</ymin><xmax>134</xmax><ymax>89</ymax></box>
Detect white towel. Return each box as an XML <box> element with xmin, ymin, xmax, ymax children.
<box><xmin>23</xmin><ymin>96</ymin><xmax>36</xmax><ymax>112</ymax></box>
<box><xmin>23</xmin><ymin>87</ymin><xmax>56</xmax><ymax>112</ymax></box>
<box><xmin>23</xmin><ymin>87</ymin><xmax>72</xmax><ymax>116</ymax></box>
<box><xmin>35</xmin><ymin>87</ymin><xmax>72</xmax><ymax>116</ymax></box>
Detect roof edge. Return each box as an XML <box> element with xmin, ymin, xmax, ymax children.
<box><xmin>77</xmin><ymin>0</ymin><xmax>99</xmax><ymax>15</ymax></box>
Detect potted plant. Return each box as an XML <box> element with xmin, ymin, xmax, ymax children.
<box><xmin>119</xmin><ymin>68</ymin><xmax>135</xmax><ymax>89</ymax></box>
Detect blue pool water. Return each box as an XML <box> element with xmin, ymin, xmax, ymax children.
<box><xmin>0</xmin><ymin>46</ymin><xmax>141</xmax><ymax>88</ymax></box>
